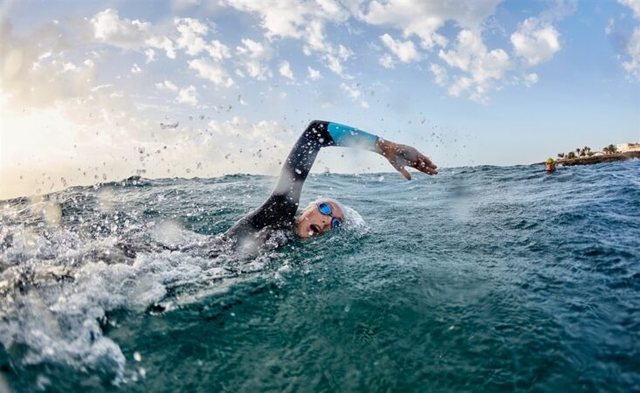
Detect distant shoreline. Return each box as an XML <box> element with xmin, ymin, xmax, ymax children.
<box><xmin>535</xmin><ymin>151</ymin><xmax>640</xmax><ymax>166</ymax></box>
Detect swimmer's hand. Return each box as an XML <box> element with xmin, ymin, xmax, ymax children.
<box><xmin>377</xmin><ymin>139</ymin><xmax>438</xmax><ymax>180</ymax></box>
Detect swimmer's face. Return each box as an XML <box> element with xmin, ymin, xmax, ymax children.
<box><xmin>295</xmin><ymin>201</ymin><xmax>344</xmax><ymax>238</ymax></box>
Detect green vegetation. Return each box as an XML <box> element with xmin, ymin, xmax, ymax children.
<box><xmin>559</xmin><ymin>146</ymin><xmax>598</xmax><ymax>160</ymax></box>
<box><xmin>547</xmin><ymin>143</ymin><xmax>638</xmax><ymax>166</ymax></box>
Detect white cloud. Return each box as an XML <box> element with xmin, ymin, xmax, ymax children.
<box><xmin>340</xmin><ymin>82</ymin><xmax>361</xmax><ymax>99</ymax></box>
<box><xmin>340</xmin><ymin>82</ymin><xmax>369</xmax><ymax>108</ymax></box>
<box><xmin>605</xmin><ymin>18</ymin><xmax>615</xmax><ymax>36</ymax></box>
<box><xmin>175</xmin><ymin>17</ymin><xmax>209</xmax><ymax>55</ymax></box>
<box><xmin>0</xmin><ymin>14</ymin><xmax>295</xmax><ymax>200</ymax></box>
<box><xmin>235</xmin><ymin>39</ymin><xmax>271</xmax><ymax>80</ymax></box>
<box><xmin>37</xmin><ymin>52</ymin><xmax>52</xmax><ymax>61</ymax></box>
<box><xmin>439</xmin><ymin>30</ymin><xmax>483</xmax><ymax>72</ymax></box>
<box><xmin>221</xmin><ymin>0</ymin><xmax>348</xmax><ymax>47</ymax></box>
<box><xmin>91</xmin><ymin>8</ymin><xmax>150</xmax><ymax>49</ymax></box>
<box><xmin>144</xmin><ymin>48</ymin><xmax>156</xmax><ymax>63</ymax></box>
<box><xmin>623</xmin><ymin>27</ymin><xmax>640</xmax><ymax>79</ymax></box>
<box><xmin>379</xmin><ymin>54</ymin><xmax>395</xmax><ymax>68</ymax></box>
<box><xmin>155</xmin><ymin>80</ymin><xmax>178</xmax><ymax>92</ymax></box>
<box><xmin>325</xmin><ymin>53</ymin><xmax>348</xmax><ymax>77</ymax></box>
<box><xmin>242</xmin><ymin>61</ymin><xmax>271</xmax><ymax>80</ymax></box>
<box><xmin>90</xmin><ymin>8</ymin><xmax>177</xmax><ymax>59</ymax></box>
<box><xmin>188</xmin><ymin>58</ymin><xmax>234</xmax><ymax>87</ymax></box>
<box><xmin>61</xmin><ymin>62</ymin><xmax>78</xmax><ymax>72</ymax></box>
<box><xmin>222</xmin><ymin>0</ymin><xmax>306</xmax><ymax>39</ymax></box>
<box><xmin>307</xmin><ymin>66</ymin><xmax>321</xmax><ymax>80</ymax></box>
<box><xmin>474</xmin><ymin>48</ymin><xmax>510</xmax><ymax>83</ymax></box>
<box><xmin>337</xmin><ymin>44</ymin><xmax>352</xmax><ymax>60</ymax></box>
<box><xmin>448</xmin><ymin>76</ymin><xmax>473</xmax><ymax>97</ymax></box>
<box><xmin>145</xmin><ymin>35</ymin><xmax>177</xmax><ymax>59</ymax></box>
<box><xmin>90</xmin><ymin>84</ymin><xmax>113</xmax><ymax>92</ymax></box>
<box><xmin>440</xmin><ymin>30</ymin><xmax>510</xmax><ymax>83</ymax></box>
<box><xmin>511</xmin><ymin>18</ymin><xmax>561</xmax><ymax>66</ymax></box>
<box><xmin>438</xmin><ymin>29</ymin><xmax>510</xmax><ymax>102</ymax></box>
<box><xmin>430</xmin><ymin>63</ymin><xmax>448</xmax><ymax>86</ymax></box>
<box><xmin>619</xmin><ymin>0</ymin><xmax>640</xmax><ymax>79</ymax></box>
<box><xmin>356</xmin><ymin>1</ymin><xmax>569</xmax><ymax>101</ymax></box>
<box><xmin>0</xmin><ymin>23</ymin><xmax>192</xmax><ymax>198</ymax></box>
<box><xmin>131</xmin><ymin>63</ymin><xmax>142</xmax><ymax>74</ymax></box>
<box><xmin>620</xmin><ymin>0</ymin><xmax>640</xmax><ymax>19</ymax></box>
<box><xmin>380</xmin><ymin>33</ymin><xmax>420</xmax><ymax>63</ymax></box>
<box><xmin>0</xmin><ymin>25</ymin><xmax>97</xmax><ymax>108</ymax></box>
<box><xmin>357</xmin><ymin>1</ymin><xmax>501</xmax><ymax>49</ymax></box>
<box><xmin>236</xmin><ymin>38</ymin><xmax>267</xmax><ymax>58</ymax></box>
<box><xmin>279</xmin><ymin>61</ymin><xmax>294</xmax><ymax>80</ymax></box>
<box><xmin>221</xmin><ymin>0</ymin><xmax>352</xmax><ymax>77</ymax></box>
<box><xmin>304</xmin><ymin>19</ymin><xmax>330</xmax><ymax>53</ymax></box>
<box><xmin>207</xmin><ymin>40</ymin><xmax>231</xmax><ymax>61</ymax></box>
<box><xmin>89</xmin><ymin>8</ymin><xmax>230</xmax><ymax>66</ymax></box>
<box><xmin>188</xmin><ymin>57</ymin><xmax>234</xmax><ymax>87</ymax></box>
<box><xmin>176</xmin><ymin>85</ymin><xmax>198</xmax><ymax>106</ymax></box>
<box><xmin>524</xmin><ymin>72</ymin><xmax>539</xmax><ymax>87</ymax></box>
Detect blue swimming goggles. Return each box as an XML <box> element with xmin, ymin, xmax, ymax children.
<box><xmin>317</xmin><ymin>202</ymin><xmax>342</xmax><ymax>229</ymax></box>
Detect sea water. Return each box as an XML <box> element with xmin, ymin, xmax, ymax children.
<box><xmin>1</xmin><ymin>161</ymin><xmax>639</xmax><ymax>392</ymax></box>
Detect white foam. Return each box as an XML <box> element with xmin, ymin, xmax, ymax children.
<box><xmin>0</xmin><ymin>221</ymin><xmax>278</xmax><ymax>385</ymax></box>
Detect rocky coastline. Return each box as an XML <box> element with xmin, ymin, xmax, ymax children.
<box><xmin>555</xmin><ymin>151</ymin><xmax>640</xmax><ymax>166</ymax></box>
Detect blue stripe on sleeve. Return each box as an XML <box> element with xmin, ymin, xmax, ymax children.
<box><xmin>327</xmin><ymin>122</ymin><xmax>378</xmax><ymax>151</ymax></box>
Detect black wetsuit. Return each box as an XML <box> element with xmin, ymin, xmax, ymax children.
<box><xmin>225</xmin><ymin>120</ymin><xmax>379</xmax><ymax>242</ymax></box>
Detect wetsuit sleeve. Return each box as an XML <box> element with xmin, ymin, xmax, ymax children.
<box><xmin>226</xmin><ymin>120</ymin><xmax>379</xmax><ymax>238</ymax></box>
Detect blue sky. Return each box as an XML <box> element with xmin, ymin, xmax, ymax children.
<box><xmin>1</xmin><ymin>0</ymin><xmax>639</xmax><ymax>199</ymax></box>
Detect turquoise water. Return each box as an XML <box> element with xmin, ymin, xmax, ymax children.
<box><xmin>1</xmin><ymin>161</ymin><xmax>639</xmax><ymax>392</ymax></box>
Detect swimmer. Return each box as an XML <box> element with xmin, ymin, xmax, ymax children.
<box><xmin>546</xmin><ymin>158</ymin><xmax>556</xmax><ymax>173</ymax></box>
<box><xmin>226</xmin><ymin>120</ymin><xmax>437</xmax><ymax>242</ymax></box>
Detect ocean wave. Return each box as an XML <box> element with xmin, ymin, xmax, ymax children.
<box><xmin>1</xmin><ymin>161</ymin><xmax>639</xmax><ymax>392</ymax></box>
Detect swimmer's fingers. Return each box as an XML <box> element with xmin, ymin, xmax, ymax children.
<box><xmin>399</xmin><ymin>167</ymin><xmax>412</xmax><ymax>180</ymax></box>
<box><xmin>391</xmin><ymin>162</ymin><xmax>412</xmax><ymax>180</ymax></box>
<box><xmin>412</xmin><ymin>153</ymin><xmax>438</xmax><ymax>175</ymax></box>
<box><xmin>386</xmin><ymin>151</ymin><xmax>413</xmax><ymax>180</ymax></box>
<box><xmin>398</xmin><ymin>147</ymin><xmax>438</xmax><ymax>176</ymax></box>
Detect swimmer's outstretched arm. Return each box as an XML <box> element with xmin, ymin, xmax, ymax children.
<box><xmin>273</xmin><ymin>120</ymin><xmax>438</xmax><ymax>200</ymax></box>
<box><xmin>226</xmin><ymin>120</ymin><xmax>437</xmax><ymax>237</ymax></box>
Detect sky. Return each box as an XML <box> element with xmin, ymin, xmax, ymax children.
<box><xmin>1</xmin><ymin>0</ymin><xmax>639</xmax><ymax>200</ymax></box>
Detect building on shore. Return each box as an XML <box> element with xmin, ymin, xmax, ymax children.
<box><xmin>616</xmin><ymin>143</ymin><xmax>640</xmax><ymax>153</ymax></box>
<box><xmin>544</xmin><ymin>141</ymin><xmax>640</xmax><ymax>167</ymax></box>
